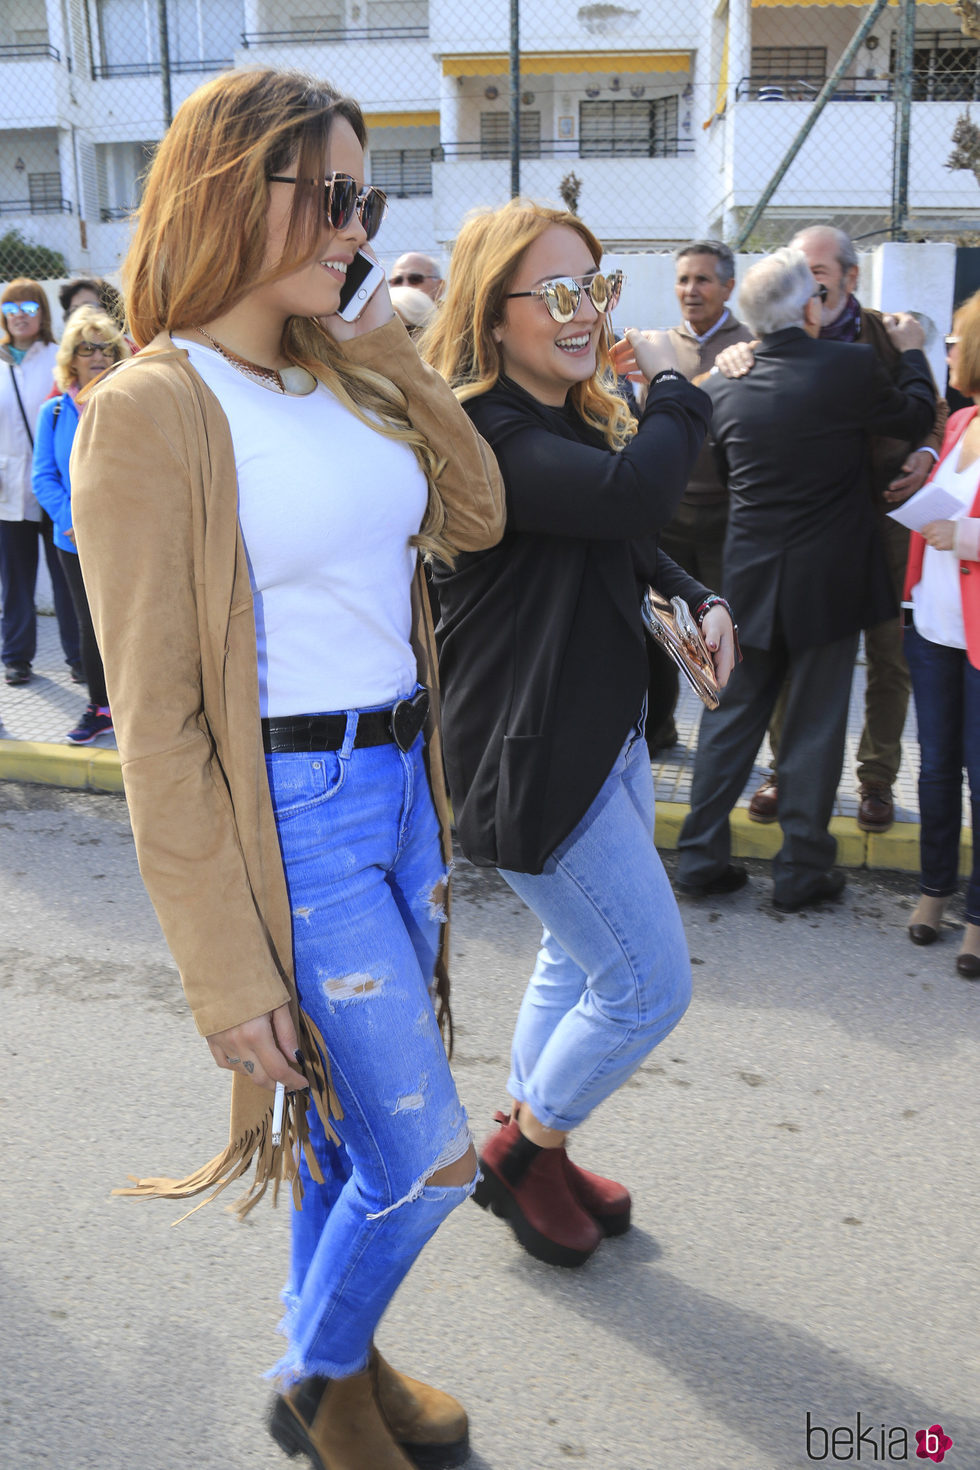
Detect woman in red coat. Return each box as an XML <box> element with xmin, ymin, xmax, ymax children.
<box><xmin>904</xmin><ymin>290</ymin><xmax>980</xmax><ymax>977</ymax></box>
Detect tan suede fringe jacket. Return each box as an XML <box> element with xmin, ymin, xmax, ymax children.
<box><xmin>71</xmin><ymin>317</ymin><xmax>505</xmax><ymax>1219</ymax></box>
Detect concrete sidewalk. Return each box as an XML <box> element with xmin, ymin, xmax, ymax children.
<box><xmin>0</xmin><ymin>612</ymin><xmax>971</xmax><ymax>874</ymax></box>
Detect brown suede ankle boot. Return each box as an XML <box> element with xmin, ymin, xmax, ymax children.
<box><xmin>473</xmin><ymin>1113</ymin><xmax>601</xmax><ymax>1267</ymax></box>
<box><xmin>268</xmin><ymin>1366</ymin><xmax>415</xmax><ymax>1470</ymax></box>
<box><xmin>372</xmin><ymin>1348</ymin><xmax>469</xmax><ymax>1468</ymax></box>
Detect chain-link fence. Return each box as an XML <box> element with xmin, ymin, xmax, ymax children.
<box><xmin>3</xmin><ymin>0</ymin><xmax>980</xmax><ymax>297</ymax></box>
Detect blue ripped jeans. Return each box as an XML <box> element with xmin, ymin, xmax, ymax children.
<box><xmin>499</xmin><ymin>724</ymin><xmax>692</xmax><ymax>1133</ymax></box>
<box><xmin>264</xmin><ymin>715</ymin><xmax>475</xmax><ymax>1383</ymax></box>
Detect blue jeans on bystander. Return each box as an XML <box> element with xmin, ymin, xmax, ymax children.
<box><xmin>499</xmin><ymin>722</ymin><xmax>692</xmax><ymax>1133</ymax></box>
<box><xmin>904</xmin><ymin>623</ymin><xmax>980</xmax><ymax>923</ymax></box>
<box><xmin>264</xmin><ymin>713</ymin><xmax>476</xmax><ymax>1384</ymax></box>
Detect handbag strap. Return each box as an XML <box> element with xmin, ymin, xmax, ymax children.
<box><xmin>9</xmin><ymin>363</ymin><xmax>34</xmax><ymax>449</ymax></box>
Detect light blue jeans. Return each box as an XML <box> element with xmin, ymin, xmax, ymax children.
<box><xmin>264</xmin><ymin>713</ymin><xmax>475</xmax><ymax>1383</ymax></box>
<box><xmin>499</xmin><ymin>722</ymin><xmax>692</xmax><ymax>1133</ymax></box>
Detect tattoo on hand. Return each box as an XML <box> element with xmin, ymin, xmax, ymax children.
<box><xmin>243</xmin><ymin>1060</ymin><xmax>255</xmax><ymax>1074</ymax></box>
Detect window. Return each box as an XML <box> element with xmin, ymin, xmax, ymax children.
<box><xmin>96</xmin><ymin>0</ymin><xmax>242</xmax><ymax>76</ymax></box>
<box><xmin>370</xmin><ymin>148</ymin><xmax>432</xmax><ymax>196</ymax></box>
<box><xmin>289</xmin><ymin>9</ymin><xmax>344</xmax><ymax>38</ymax></box>
<box><xmin>897</xmin><ymin>30</ymin><xmax>980</xmax><ymax>102</ymax></box>
<box><xmin>750</xmin><ymin>46</ymin><xmax>827</xmax><ymax>85</ymax></box>
<box><xmin>579</xmin><ymin>98</ymin><xmax>679</xmax><ymax>158</ymax></box>
<box><xmin>480</xmin><ymin>111</ymin><xmax>541</xmax><ymax>160</ymax></box>
<box><xmin>28</xmin><ymin>173</ymin><xmax>63</xmax><ymax>213</ymax></box>
<box><xmin>364</xmin><ymin>0</ymin><xmax>427</xmax><ymax>34</ymax></box>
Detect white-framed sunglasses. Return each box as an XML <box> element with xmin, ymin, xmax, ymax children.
<box><xmin>506</xmin><ymin>270</ymin><xmax>624</xmax><ymax>324</ymax></box>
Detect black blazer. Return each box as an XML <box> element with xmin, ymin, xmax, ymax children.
<box><xmin>706</xmin><ymin>329</ymin><xmax>936</xmax><ymax>652</ymax></box>
<box><xmin>431</xmin><ymin>373</ymin><xmax>712</xmax><ymax>874</ymax></box>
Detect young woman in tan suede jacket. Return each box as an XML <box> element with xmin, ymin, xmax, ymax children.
<box><xmin>70</xmin><ymin>69</ymin><xmax>503</xmax><ymax>1470</ymax></box>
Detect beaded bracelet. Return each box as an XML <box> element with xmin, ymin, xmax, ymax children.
<box><xmin>696</xmin><ymin>595</ymin><xmax>743</xmax><ymax>662</ymax></box>
<box><xmin>695</xmin><ymin>594</ymin><xmax>733</xmax><ymax>625</ymax></box>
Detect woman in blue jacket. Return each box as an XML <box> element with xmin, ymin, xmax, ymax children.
<box><xmin>32</xmin><ymin>305</ymin><xmax>130</xmax><ymax>742</ymax></box>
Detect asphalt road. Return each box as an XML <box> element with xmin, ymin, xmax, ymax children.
<box><xmin>1</xmin><ymin>783</ymin><xmax>977</xmax><ymax>1470</ymax></box>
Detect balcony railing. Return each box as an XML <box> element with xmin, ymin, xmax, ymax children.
<box><xmin>0</xmin><ymin>42</ymin><xmax>61</xmax><ymax>62</ymax></box>
<box><xmin>242</xmin><ymin>26</ymin><xmax>427</xmax><ymax>44</ymax></box>
<box><xmin>0</xmin><ymin>197</ymin><xmax>72</xmax><ymax>216</ymax></box>
<box><xmin>734</xmin><ymin>71</ymin><xmax>963</xmax><ymax>102</ymax></box>
<box><xmin>438</xmin><ymin>137</ymin><xmax>695</xmax><ymax>160</ymax></box>
<box><xmin>92</xmin><ymin>57</ymin><xmax>232</xmax><ymax>78</ymax></box>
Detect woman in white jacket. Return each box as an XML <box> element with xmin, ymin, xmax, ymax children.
<box><xmin>0</xmin><ymin>277</ymin><xmax>79</xmax><ymax>685</ymax></box>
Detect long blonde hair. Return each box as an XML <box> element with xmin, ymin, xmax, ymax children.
<box><xmin>420</xmin><ymin>199</ymin><xmax>634</xmax><ymax>451</ymax></box>
<box><xmin>124</xmin><ymin>68</ymin><xmax>452</xmax><ymax>560</ymax></box>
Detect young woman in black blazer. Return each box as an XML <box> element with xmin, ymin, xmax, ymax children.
<box><xmin>422</xmin><ymin>201</ymin><xmax>737</xmax><ymax>1266</ymax></box>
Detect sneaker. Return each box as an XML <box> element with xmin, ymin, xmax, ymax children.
<box><xmin>67</xmin><ymin>704</ymin><xmax>113</xmax><ymax>745</ymax></box>
<box><xmin>69</xmin><ymin>661</ymin><xmax>86</xmax><ymax>684</ymax></box>
<box><xmin>4</xmin><ymin>662</ymin><xmax>31</xmax><ymax>686</ymax></box>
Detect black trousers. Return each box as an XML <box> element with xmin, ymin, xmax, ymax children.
<box><xmin>57</xmin><ymin>548</ymin><xmax>107</xmax><ymax>707</ymax></box>
<box><xmin>0</xmin><ymin>516</ymin><xmax>79</xmax><ymax>668</ymax></box>
<box><xmin>677</xmin><ymin>628</ymin><xmax>859</xmax><ymax>904</ymax></box>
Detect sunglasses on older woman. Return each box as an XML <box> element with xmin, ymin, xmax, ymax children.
<box><xmin>505</xmin><ymin>270</ymin><xmax>624</xmax><ymax>325</ymax></box>
<box><xmin>2</xmin><ymin>301</ymin><xmax>41</xmax><ymax>317</ymax></box>
<box><xmin>267</xmin><ymin>172</ymin><xmax>388</xmax><ymax>241</ymax></box>
<box><xmin>75</xmin><ymin>340</ymin><xmax>117</xmax><ymax>357</ymax></box>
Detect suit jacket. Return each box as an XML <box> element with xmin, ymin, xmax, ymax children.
<box><xmin>432</xmin><ymin>372</ymin><xmax>711</xmax><ymax>874</ymax></box>
<box><xmin>706</xmin><ymin>327</ymin><xmax>936</xmax><ymax>652</ymax></box>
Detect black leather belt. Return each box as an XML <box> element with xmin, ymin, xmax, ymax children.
<box><xmin>262</xmin><ymin>689</ymin><xmax>430</xmax><ymax>756</ymax></box>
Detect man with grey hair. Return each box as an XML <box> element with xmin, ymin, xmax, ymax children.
<box><xmin>742</xmin><ymin>224</ymin><xmax>947</xmax><ymax>833</ymax></box>
<box><xmin>645</xmin><ymin>239</ymin><xmax>754</xmax><ymax>752</ymax></box>
<box><xmin>675</xmin><ymin>248</ymin><xmax>935</xmax><ymax>910</ymax></box>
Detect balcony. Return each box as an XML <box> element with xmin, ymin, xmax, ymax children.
<box><xmin>242</xmin><ymin>24</ymin><xmax>427</xmax><ymax>43</ymax></box>
<box><xmin>439</xmin><ymin>135</ymin><xmax>695</xmax><ymax>160</ymax></box>
<box><xmin>714</xmin><ymin>96</ymin><xmax>980</xmax><ymax>221</ymax></box>
<box><xmin>0</xmin><ymin>195</ymin><xmax>72</xmax><ymax>216</ymax></box>
<box><xmin>92</xmin><ymin>57</ymin><xmax>234</xmax><ymax>78</ymax></box>
<box><xmin>0</xmin><ymin>46</ymin><xmax>69</xmax><ymax>128</ymax></box>
<box><xmin>432</xmin><ymin>154</ymin><xmax>695</xmax><ymax>242</ymax></box>
<box><xmin>0</xmin><ymin>42</ymin><xmax>61</xmax><ymax>62</ymax></box>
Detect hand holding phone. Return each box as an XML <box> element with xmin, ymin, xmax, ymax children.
<box><xmin>322</xmin><ymin>248</ymin><xmax>393</xmax><ymax>343</ymax></box>
<box><xmin>338</xmin><ymin>250</ymin><xmax>387</xmax><ymax>321</ymax></box>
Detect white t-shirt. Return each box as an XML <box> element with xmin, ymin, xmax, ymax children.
<box><xmin>911</xmin><ymin>448</ymin><xmax>980</xmax><ymax>651</ymax></box>
<box><xmin>173</xmin><ymin>338</ymin><xmax>428</xmax><ymax>717</ymax></box>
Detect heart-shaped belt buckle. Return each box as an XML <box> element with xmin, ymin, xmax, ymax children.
<box><xmin>390</xmin><ymin>689</ymin><xmax>430</xmax><ymax>752</ymax></box>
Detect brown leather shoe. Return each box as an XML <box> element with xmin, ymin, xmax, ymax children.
<box><xmin>747</xmin><ymin>777</ymin><xmax>778</xmax><ymax>823</ymax></box>
<box><xmin>857</xmin><ymin>782</ymin><xmax>894</xmax><ymax>833</ymax></box>
<box><xmin>270</xmin><ymin>1367</ymin><xmax>415</xmax><ymax>1470</ymax></box>
<box><xmin>372</xmin><ymin>1349</ymin><xmax>469</xmax><ymax>1468</ymax></box>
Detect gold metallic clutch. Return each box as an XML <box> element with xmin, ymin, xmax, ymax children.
<box><xmin>641</xmin><ymin>588</ymin><xmax>720</xmax><ymax>710</ymax></box>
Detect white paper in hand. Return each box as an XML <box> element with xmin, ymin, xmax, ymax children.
<box><xmin>887</xmin><ymin>483</ymin><xmax>964</xmax><ymax>532</ymax></box>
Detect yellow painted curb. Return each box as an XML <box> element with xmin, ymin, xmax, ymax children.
<box><xmin>655</xmin><ymin>799</ymin><xmax>971</xmax><ymax>874</ymax></box>
<box><xmin>0</xmin><ymin>739</ymin><xmax>123</xmax><ymax>794</ymax></box>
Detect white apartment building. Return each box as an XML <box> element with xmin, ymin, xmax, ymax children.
<box><xmin>1</xmin><ymin>0</ymin><xmax>979</xmax><ymax>276</ymax></box>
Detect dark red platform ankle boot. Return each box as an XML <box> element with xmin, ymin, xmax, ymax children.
<box><xmin>473</xmin><ymin>1113</ymin><xmax>602</xmax><ymax>1268</ymax></box>
<box><xmin>562</xmin><ymin>1154</ymin><xmax>632</xmax><ymax>1236</ymax></box>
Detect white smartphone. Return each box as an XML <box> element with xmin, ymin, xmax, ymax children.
<box><xmin>337</xmin><ymin>250</ymin><xmax>386</xmax><ymax>322</ymax></box>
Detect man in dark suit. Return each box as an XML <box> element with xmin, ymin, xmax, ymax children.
<box><xmin>675</xmin><ymin>248</ymin><xmax>936</xmax><ymax>911</ymax></box>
